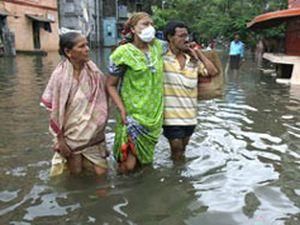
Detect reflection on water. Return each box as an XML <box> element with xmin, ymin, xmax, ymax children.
<box><xmin>0</xmin><ymin>50</ymin><xmax>299</xmax><ymax>225</ymax></box>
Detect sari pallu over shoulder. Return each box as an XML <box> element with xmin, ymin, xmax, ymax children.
<box><xmin>40</xmin><ymin>59</ymin><xmax>108</xmax><ymax>142</ymax></box>
<box><xmin>41</xmin><ymin>60</ymin><xmax>72</xmax><ymax>135</ymax></box>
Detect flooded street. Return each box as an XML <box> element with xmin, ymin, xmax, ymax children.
<box><xmin>0</xmin><ymin>51</ymin><xmax>299</xmax><ymax>225</ymax></box>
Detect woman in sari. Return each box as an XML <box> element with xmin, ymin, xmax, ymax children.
<box><xmin>106</xmin><ymin>12</ymin><xmax>164</xmax><ymax>173</ymax></box>
<box><xmin>41</xmin><ymin>32</ymin><xmax>108</xmax><ymax>176</ymax></box>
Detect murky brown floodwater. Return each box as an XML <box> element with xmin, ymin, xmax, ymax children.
<box><xmin>0</xmin><ymin>50</ymin><xmax>299</xmax><ymax>225</ymax></box>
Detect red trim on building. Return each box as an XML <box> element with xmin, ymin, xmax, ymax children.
<box><xmin>247</xmin><ymin>8</ymin><xmax>300</xmax><ymax>29</ymax></box>
<box><xmin>3</xmin><ymin>0</ymin><xmax>57</xmax><ymax>11</ymax></box>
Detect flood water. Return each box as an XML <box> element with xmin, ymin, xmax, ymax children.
<box><xmin>0</xmin><ymin>50</ymin><xmax>299</xmax><ymax>225</ymax></box>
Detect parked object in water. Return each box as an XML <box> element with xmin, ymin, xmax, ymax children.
<box><xmin>263</xmin><ymin>53</ymin><xmax>300</xmax><ymax>84</ymax></box>
<box><xmin>255</xmin><ymin>38</ymin><xmax>265</xmax><ymax>68</ymax></box>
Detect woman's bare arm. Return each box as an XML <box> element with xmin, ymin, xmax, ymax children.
<box><xmin>106</xmin><ymin>75</ymin><xmax>127</xmax><ymax>124</ymax></box>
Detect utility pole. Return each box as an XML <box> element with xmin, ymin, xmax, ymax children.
<box><xmin>99</xmin><ymin>0</ymin><xmax>103</xmax><ymax>46</ymax></box>
<box><xmin>57</xmin><ymin>0</ymin><xmax>61</xmax><ymax>28</ymax></box>
<box><xmin>116</xmin><ymin>0</ymin><xmax>118</xmax><ymax>19</ymax></box>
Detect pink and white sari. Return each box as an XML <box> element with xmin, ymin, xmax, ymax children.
<box><xmin>41</xmin><ymin>59</ymin><xmax>108</xmax><ymax>176</ymax></box>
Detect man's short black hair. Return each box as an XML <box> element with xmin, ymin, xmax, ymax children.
<box><xmin>164</xmin><ymin>21</ymin><xmax>189</xmax><ymax>42</ymax></box>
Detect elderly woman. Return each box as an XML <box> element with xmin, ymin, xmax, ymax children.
<box><xmin>41</xmin><ymin>32</ymin><xmax>108</xmax><ymax>176</ymax></box>
<box><xmin>106</xmin><ymin>12</ymin><xmax>165</xmax><ymax>173</ymax></box>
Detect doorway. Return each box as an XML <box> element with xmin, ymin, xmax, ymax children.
<box><xmin>32</xmin><ymin>21</ymin><xmax>40</xmax><ymax>49</ymax></box>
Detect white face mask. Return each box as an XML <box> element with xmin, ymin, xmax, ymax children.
<box><xmin>185</xmin><ymin>36</ymin><xmax>190</xmax><ymax>42</ymax></box>
<box><xmin>138</xmin><ymin>26</ymin><xmax>156</xmax><ymax>43</ymax></box>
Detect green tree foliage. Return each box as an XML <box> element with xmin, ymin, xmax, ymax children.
<box><xmin>152</xmin><ymin>0</ymin><xmax>287</xmax><ymax>46</ymax></box>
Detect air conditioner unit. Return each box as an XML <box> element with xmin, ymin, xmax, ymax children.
<box><xmin>118</xmin><ymin>5</ymin><xmax>128</xmax><ymax>18</ymax></box>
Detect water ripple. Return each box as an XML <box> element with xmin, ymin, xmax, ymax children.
<box><xmin>0</xmin><ymin>52</ymin><xmax>299</xmax><ymax>225</ymax></box>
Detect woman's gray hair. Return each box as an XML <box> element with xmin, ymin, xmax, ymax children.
<box><xmin>59</xmin><ymin>32</ymin><xmax>82</xmax><ymax>57</ymax></box>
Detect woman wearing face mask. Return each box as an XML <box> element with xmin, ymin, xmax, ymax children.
<box><xmin>106</xmin><ymin>12</ymin><xmax>164</xmax><ymax>173</ymax></box>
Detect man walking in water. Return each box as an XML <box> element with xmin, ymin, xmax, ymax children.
<box><xmin>163</xmin><ymin>21</ymin><xmax>218</xmax><ymax>161</ymax></box>
<box><xmin>229</xmin><ymin>33</ymin><xmax>245</xmax><ymax>74</ymax></box>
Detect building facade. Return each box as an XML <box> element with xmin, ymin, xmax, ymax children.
<box><xmin>0</xmin><ymin>4</ymin><xmax>15</xmax><ymax>56</ymax></box>
<box><xmin>1</xmin><ymin>0</ymin><xmax>59</xmax><ymax>53</ymax></box>
<box><xmin>58</xmin><ymin>0</ymin><xmax>101</xmax><ymax>47</ymax></box>
<box><xmin>0</xmin><ymin>0</ymin><xmax>154</xmax><ymax>54</ymax></box>
<box><xmin>58</xmin><ymin>0</ymin><xmax>150</xmax><ymax>47</ymax></box>
<box><xmin>248</xmin><ymin>0</ymin><xmax>300</xmax><ymax>84</ymax></box>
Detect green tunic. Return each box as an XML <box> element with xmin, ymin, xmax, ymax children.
<box><xmin>110</xmin><ymin>39</ymin><xmax>164</xmax><ymax>164</ymax></box>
